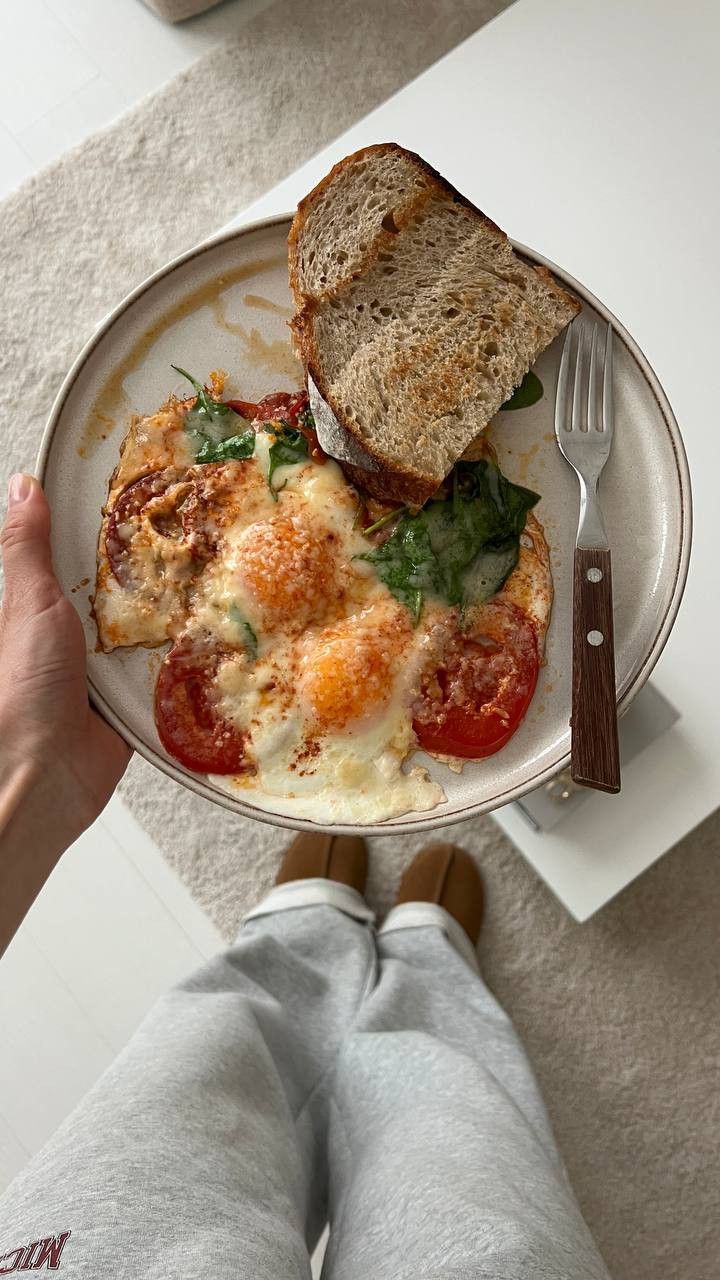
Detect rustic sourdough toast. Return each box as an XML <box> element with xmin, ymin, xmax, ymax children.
<box><xmin>289</xmin><ymin>144</ymin><xmax>580</xmax><ymax>504</ymax></box>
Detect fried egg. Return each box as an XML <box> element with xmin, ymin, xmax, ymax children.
<box><xmin>210</xmin><ymin>608</ymin><xmax>444</xmax><ymax>823</ymax></box>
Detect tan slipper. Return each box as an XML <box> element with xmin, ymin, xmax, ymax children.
<box><xmin>276</xmin><ymin>831</ymin><xmax>368</xmax><ymax>895</ymax></box>
<box><xmin>395</xmin><ymin>843</ymin><xmax>483</xmax><ymax>945</ymax></box>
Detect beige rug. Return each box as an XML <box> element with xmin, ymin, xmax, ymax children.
<box><xmin>0</xmin><ymin>0</ymin><xmax>717</xmax><ymax>1275</ymax></box>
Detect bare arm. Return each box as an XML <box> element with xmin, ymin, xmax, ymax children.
<box><xmin>0</xmin><ymin>475</ymin><xmax>130</xmax><ymax>955</ymax></box>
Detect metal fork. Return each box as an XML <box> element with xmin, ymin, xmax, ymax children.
<box><xmin>555</xmin><ymin>317</ymin><xmax>621</xmax><ymax>793</ymax></box>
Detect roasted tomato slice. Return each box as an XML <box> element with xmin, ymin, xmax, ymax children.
<box><xmin>253</xmin><ymin>390</ymin><xmax>308</xmax><ymax>425</ymax></box>
<box><xmin>224</xmin><ymin>391</ymin><xmax>306</xmax><ymax>424</ymax></box>
<box><xmin>154</xmin><ymin>636</ymin><xmax>248</xmax><ymax>774</ymax></box>
<box><xmin>413</xmin><ymin>602</ymin><xmax>540</xmax><ymax>758</ymax></box>
<box><xmin>106</xmin><ymin>468</ymin><xmax>190</xmax><ymax>586</ymax></box>
<box><xmin>223</xmin><ymin>398</ymin><xmax>260</xmax><ymax>419</ymax></box>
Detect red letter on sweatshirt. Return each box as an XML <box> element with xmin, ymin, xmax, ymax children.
<box><xmin>0</xmin><ymin>1249</ymin><xmax>25</xmax><ymax>1275</ymax></box>
<box><xmin>16</xmin><ymin>1241</ymin><xmax>41</xmax><ymax>1271</ymax></box>
<box><xmin>31</xmin><ymin>1235</ymin><xmax>70</xmax><ymax>1271</ymax></box>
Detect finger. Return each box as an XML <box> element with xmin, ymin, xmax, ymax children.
<box><xmin>1</xmin><ymin>475</ymin><xmax>60</xmax><ymax>614</ymax></box>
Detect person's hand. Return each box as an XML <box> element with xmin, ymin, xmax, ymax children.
<box><xmin>0</xmin><ymin>472</ymin><xmax>130</xmax><ymax>819</ymax></box>
<box><xmin>0</xmin><ymin>474</ymin><xmax>131</xmax><ymax>952</ymax></box>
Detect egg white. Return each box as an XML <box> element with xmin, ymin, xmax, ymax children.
<box><xmin>209</xmin><ymin>701</ymin><xmax>443</xmax><ymax>823</ymax></box>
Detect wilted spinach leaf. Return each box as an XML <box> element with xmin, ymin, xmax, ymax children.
<box><xmin>172</xmin><ymin>365</ymin><xmax>253</xmax><ymax>459</ymax></box>
<box><xmin>501</xmin><ymin>370</ymin><xmax>543</xmax><ymax>411</ymax></box>
<box><xmin>265</xmin><ymin>421</ymin><xmax>309</xmax><ymax>499</ymax></box>
<box><xmin>195</xmin><ymin>431</ymin><xmax>256</xmax><ymax>464</ymax></box>
<box><xmin>362</xmin><ymin>459</ymin><xmax>539</xmax><ymax>621</ymax></box>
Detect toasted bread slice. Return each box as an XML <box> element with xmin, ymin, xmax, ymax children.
<box><xmin>289</xmin><ymin>144</ymin><xmax>580</xmax><ymax>504</ymax></box>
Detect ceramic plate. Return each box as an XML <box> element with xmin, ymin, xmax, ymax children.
<box><xmin>37</xmin><ymin>215</ymin><xmax>691</xmax><ymax>835</ymax></box>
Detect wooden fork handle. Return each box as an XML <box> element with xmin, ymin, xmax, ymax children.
<box><xmin>571</xmin><ymin>546</ymin><xmax>621</xmax><ymax>793</ymax></box>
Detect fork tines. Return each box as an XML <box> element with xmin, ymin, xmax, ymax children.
<box><xmin>556</xmin><ymin>318</ymin><xmax>614</xmax><ymax>439</ymax></box>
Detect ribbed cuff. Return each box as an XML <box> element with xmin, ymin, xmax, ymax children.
<box><xmin>379</xmin><ymin>901</ymin><xmax>480</xmax><ymax>973</ymax></box>
<box><xmin>243</xmin><ymin>877</ymin><xmax>375</xmax><ymax>926</ymax></box>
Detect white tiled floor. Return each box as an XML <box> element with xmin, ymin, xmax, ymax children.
<box><xmin>0</xmin><ymin>0</ymin><xmax>276</xmax><ymax>201</ymax></box>
<box><xmin>0</xmin><ymin>0</ymin><xmax>270</xmax><ymax>1197</ymax></box>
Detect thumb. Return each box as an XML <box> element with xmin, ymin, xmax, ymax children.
<box><xmin>1</xmin><ymin>475</ymin><xmax>60</xmax><ymax>614</ymax></box>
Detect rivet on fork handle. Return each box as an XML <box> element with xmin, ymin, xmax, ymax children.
<box><xmin>571</xmin><ymin>546</ymin><xmax>621</xmax><ymax>793</ymax></box>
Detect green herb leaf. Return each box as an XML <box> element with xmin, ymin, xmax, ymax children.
<box><xmin>172</xmin><ymin>365</ymin><xmax>253</xmax><ymax>457</ymax></box>
<box><xmin>361</xmin><ymin>519</ymin><xmax>437</xmax><ymax>624</ymax></box>
<box><xmin>361</xmin><ymin>459</ymin><xmax>539</xmax><ymax>621</ymax></box>
<box><xmin>228</xmin><ymin>605</ymin><xmax>258</xmax><ymax>661</ymax></box>
<box><xmin>196</xmin><ymin>431</ymin><xmax>256</xmax><ymax>464</ymax></box>
<box><xmin>501</xmin><ymin>370</ymin><xmax>544</xmax><ymax>411</ymax></box>
<box><xmin>265</xmin><ymin>421</ymin><xmax>309</xmax><ymax>499</ymax></box>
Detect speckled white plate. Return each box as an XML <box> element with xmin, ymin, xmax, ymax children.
<box><xmin>37</xmin><ymin>215</ymin><xmax>691</xmax><ymax>835</ymax></box>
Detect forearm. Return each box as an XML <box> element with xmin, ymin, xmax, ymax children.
<box><xmin>0</xmin><ymin>753</ymin><xmax>80</xmax><ymax>957</ymax></box>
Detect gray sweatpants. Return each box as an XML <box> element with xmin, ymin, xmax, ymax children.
<box><xmin>0</xmin><ymin>879</ymin><xmax>610</xmax><ymax>1278</ymax></box>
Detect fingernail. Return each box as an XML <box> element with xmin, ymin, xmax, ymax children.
<box><xmin>8</xmin><ymin>474</ymin><xmax>34</xmax><ymax>505</ymax></box>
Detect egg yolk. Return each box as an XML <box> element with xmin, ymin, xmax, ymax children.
<box><xmin>300</xmin><ymin>608</ymin><xmax>412</xmax><ymax>730</ymax></box>
<box><xmin>236</xmin><ymin>512</ymin><xmax>337</xmax><ymax>632</ymax></box>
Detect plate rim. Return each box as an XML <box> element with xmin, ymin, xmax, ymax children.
<box><xmin>37</xmin><ymin>214</ymin><xmax>693</xmax><ymax>836</ymax></box>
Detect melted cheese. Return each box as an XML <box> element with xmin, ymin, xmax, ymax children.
<box><xmin>96</xmin><ymin>400</ymin><xmax>553</xmax><ymax>823</ymax></box>
<box><xmin>200</xmin><ymin>459</ymin><xmax>444</xmax><ymax>819</ymax></box>
<box><xmin>497</xmin><ymin>512</ymin><xmax>552</xmax><ymax>647</ymax></box>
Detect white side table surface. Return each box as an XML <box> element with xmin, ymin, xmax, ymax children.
<box><xmin>223</xmin><ymin>0</ymin><xmax>719</xmax><ymax>918</ymax></box>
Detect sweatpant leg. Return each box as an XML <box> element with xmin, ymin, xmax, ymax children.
<box><xmin>323</xmin><ymin>907</ymin><xmax>610</xmax><ymax>1280</ymax></box>
<box><xmin>0</xmin><ymin>880</ymin><xmax>375</xmax><ymax>1279</ymax></box>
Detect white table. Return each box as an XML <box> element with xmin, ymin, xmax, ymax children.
<box><xmin>226</xmin><ymin>0</ymin><xmax>720</xmax><ymax>919</ymax></box>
